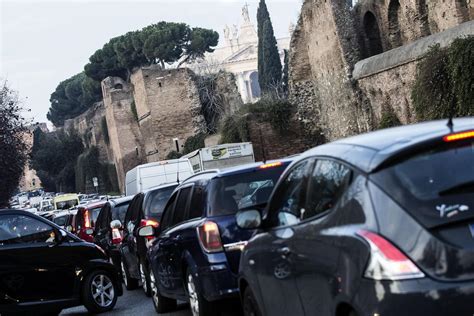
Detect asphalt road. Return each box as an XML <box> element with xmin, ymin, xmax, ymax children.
<box><xmin>61</xmin><ymin>288</ymin><xmax>242</xmax><ymax>316</ymax></box>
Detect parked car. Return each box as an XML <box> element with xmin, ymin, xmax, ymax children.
<box><xmin>120</xmin><ymin>183</ymin><xmax>178</xmax><ymax>295</ymax></box>
<box><xmin>72</xmin><ymin>201</ymin><xmax>106</xmax><ymax>242</ymax></box>
<box><xmin>94</xmin><ymin>196</ymin><xmax>134</xmax><ymax>268</ymax></box>
<box><xmin>236</xmin><ymin>118</ymin><xmax>474</xmax><ymax>316</ymax></box>
<box><xmin>0</xmin><ymin>209</ymin><xmax>122</xmax><ymax>315</ymax></box>
<box><xmin>138</xmin><ymin>159</ymin><xmax>294</xmax><ymax>315</ymax></box>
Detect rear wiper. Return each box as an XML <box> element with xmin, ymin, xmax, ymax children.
<box><xmin>439</xmin><ymin>181</ymin><xmax>474</xmax><ymax>196</ymax></box>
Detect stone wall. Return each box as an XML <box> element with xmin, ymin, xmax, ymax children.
<box><xmin>289</xmin><ymin>0</ymin><xmax>473</xmax><ymax>142</ymax></box>
<box><xmin>102</xmin><ymin>77</ymin><xmax>146</xmax><ymax>192</ymax></box>
<box><xmin>131</xmin><ymin>66</ymin><xmax>206</xmax><ymax>161</ymax></box>
<box><xmin>246</xmin><ymin>114</ymin><xmax>312</xmax><ymax>162</ymax></box>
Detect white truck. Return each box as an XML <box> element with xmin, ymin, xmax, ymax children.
<box><xmin>125</xmin><ymin>159</ymin><xmax>194</xmax><ymax>196</ymax></box>
<box><xmin>183</xmin><ymin>142</ymin><xmax>255</xmax><ymax>173</ymax></box>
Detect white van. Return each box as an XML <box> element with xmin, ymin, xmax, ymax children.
<box><xmin>125</xmin><ymin>159</ymin><xmax>194</xmax><ymax>196</ymax></box>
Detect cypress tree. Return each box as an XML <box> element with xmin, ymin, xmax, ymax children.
<box><xmin>282</xmin><ymin>49</ymin><xmax>289</xmax><ymax>97</ymax></box>
<box><xmin>261</xmin><ymin>19</ymin><xmax>282</xmax><ymax>95</ymax></box>
<box><xmin>257</xmin><ymin>0</ymin><xmax>270</xmax><ymax>91</ymax></box>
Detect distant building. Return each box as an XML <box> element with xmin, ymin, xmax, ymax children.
<box><xmin>19</xmin><ymin>122</ymin><xmax>49</xmax><ymax>192</ymax></box>
<box><xmin>190</xmin><ymin>4</ymin><xmax>292</xmax><ymax>103</ymax></box>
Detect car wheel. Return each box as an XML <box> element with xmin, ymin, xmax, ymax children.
<box><xmin>186</xmin><ymin>269</ymin><xmax>217</xmax><ymax>316</ymax></box>
<box><xmin>140</xmin><ymin>261</ymin><xmax>152</xmax><ymax>297</ymax></box>
<box><xmin>150</xmin><ymin>268</ymin><xmax>177</xmax><ymax>313</ymax></box>
<box><xmin>82</xmin><ymin>270</ymin><xmax>118</xmax><ymax>313</ymax></box>
<box><xmin>242</xmin><ymin>286</ymin><xmax>262</xmax><ymax>316</ymax></box>
<box><xmin>121</xmin><ymin>259</ymin><xmax>139</xmax><ymax>290</ymax></box>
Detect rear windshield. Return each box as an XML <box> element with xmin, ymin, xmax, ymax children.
<box><xmin>371</xmin><ymin>139</ymin><xmax>474</xmax><ymax>228</ymax></box>
<box><xmin>56</xmin><ymin>199</ymin><xmax>78</xmax><ymax>210</ymax></box>
<box><xmin>146</xmin><ymin>186</ymin><xmax>177</xmax><ymax>217</ymax></box>
<box><xmin>89</xmin><ymin>206</ymin><xmax>102</xmax><ymax>226</ymax></box>
<box><xmin>112</xmin><ymin>202</ymin><xmax>130</xmax><ymax>223</ymax></box>
<box><xmin>209</xmin><ymin>165</ymin><xmax>287</xmax><ymax>216</ymax></box>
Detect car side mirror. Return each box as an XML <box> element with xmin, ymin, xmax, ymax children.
<box><xmin>110</xmin><ymin>220</ymin><xmax>122</xmax><ymax>230</ymax></box>
<box><xmin>236</xmin><ymin>210</ymin><xmax>262</xmax><ymax>229</ymax></box>
<box><xmin>138</xmin><ymin>225</ymin><xmax>155</xmax><ymax>237</ymax></box>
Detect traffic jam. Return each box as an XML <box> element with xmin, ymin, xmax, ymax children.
<box><xmin>1</xmin><ymin>119</ymin><xmax>474</xmax><ymax>316</ymax></box>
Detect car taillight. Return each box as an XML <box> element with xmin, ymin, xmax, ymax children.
<box><xmin>357</xmin><ymin>230</ymin><xmax>424</xmax><ymax>281</ymax></box>
<box><xmin>112</xmin><ymin>228</ymin><xmax>123</xmax><ymax>245</ymax></box>
<box><xmin>197</xmin><ymin>221</ymin><xmax>223</xmax><ymax>253</ymax></box>
<box><xmin>84</xmin><ymin>210</ymin><xmax>91</xmax><ymax>228</ymax></box>
<box><xmin>443</xmin><ymin>130</ymin><xmax>474</xmax><ymax>142</ymax></box>
<box><xmin>140</xmin><ymin>219</ymin><xmax>159</xmax><ymax>228</ymax></box>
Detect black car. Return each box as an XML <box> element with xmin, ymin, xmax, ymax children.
<box><xmin>0</xmin><ymin>209</ymin><xmax>122</xmax><ymax>315</ymax></box>
<box><xmin>94</xmin><ymin>196</ymin><xmax>133</xmax><ymax>268</ymax></box>
<box><xmin>138</xmin><ymin>159</ymin><xmax>293</xmax><ymax>315</ymax></box>
<box><xmin>237</xmin><ymin>118</ymin><xmax>474</xmax><ymax>316</ymax></box>
<box><xmin>120</xmin><ymin>183</ymin><xmax>178</xmax><ymax>295</ymax></box>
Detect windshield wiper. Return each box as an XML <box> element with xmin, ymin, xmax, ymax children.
<box><xmin>439</xmin><ymin>181</ymin><xmax>474</xmax><ymax>196</ymax></box>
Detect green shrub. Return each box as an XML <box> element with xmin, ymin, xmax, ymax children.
<box><xmin>166</xmin><ymin>151</ymin><xmax>183</xmax><ymax>159</ymax></box>
<box><xmin>219</xmin><ymin>115</ymin><xmax>249</xmax><ymax>144</ymax></box>
<box><xmin>379</xmin><ymin>107</ymin><xmax>401</xmax><ymax>129</ymax></box>
<box><xmin>412</xmin><ymin>36</ymin><xmax>474</xmax><ymax>120</ymax></box>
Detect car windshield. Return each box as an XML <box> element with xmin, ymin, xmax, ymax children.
<box><xmin>371</xmin><ymin>139</ymin><xmax>474</xmax><ymax>228</ymax></box>
<box><xmin>208</xmin><ymin>165</ymin><xmax>287</xmax><ymax>216</ymax></box>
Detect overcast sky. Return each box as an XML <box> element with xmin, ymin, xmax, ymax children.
<box><xmin>0</xmin><ymin>0</ymin><xmax>301</xmax><ymax>125</ymax></box>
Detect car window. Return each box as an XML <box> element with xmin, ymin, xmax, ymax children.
<box><xmin>172</xmin><ymin>187</ymin><xmax>192</xmax><ymax>226</ymax></box>
<box><xmin>305</xmin><ymin>160</ymin><xmax>352</xmax><ymax>219</ymax></box>
<box><xmin>208</xmin><ymin>164</ymin><xmax>289</xmax><ymax>216</ymax></box>
<box><xmin>267</xmin><ymin>160</ymin><xmax>312</xmax><ymax>227</ymax></box>
<box><xmin>113</xmin><ymin>202</ymin><xmax>131</xmax><ymax>223</ymax></box>
<box><xmin>160</xmin><ymin>193</ymin><xmax>178</xmax><ymax>232</ymax></box>
<box><xmin>53</xmin><ymin>215</ymin><xmax>68</xmax><ymax>227</ymax></box>
<box><xmin>146</xmin><ymin>186</ymin><xmax>177</xmax><ymax>218</ymax></box>
<box><xmin>0</xmin><ymin>215</ymin><xmax>56</xmax><ymax>245</ymax></box>
<box><xmin>187</xmin><ymin>186</ymin><xmax>205</xmax><ymax>220</ymax></box>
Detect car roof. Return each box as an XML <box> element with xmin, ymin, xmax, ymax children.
<box><xmin>300</xmin><ymin>118</ymin><xmax>474</xmax><ymax>173</ymax></box>
<box><xmin>80</xmin><ymin>200</ymin><xmax>106</xmax><ymax>209</ymax></box>
<box><xmin>181</xmin><ymin>157</ymin><xmax>296</xmax><ymax>185</ymax></box>
<box><xmin>109</xmin><ymin>196</ymin><xmax>133</xmax><ymax>206</ymax></box>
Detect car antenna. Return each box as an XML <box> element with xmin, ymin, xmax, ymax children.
<box><xmin>259</xmin><ymin>128</ymin><xmax>267</xmax><ymax>164</ymax></box>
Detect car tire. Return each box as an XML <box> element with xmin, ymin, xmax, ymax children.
<box><xmin>186</xmin><ymin>268</ymin><xmax>218</xmax><ymax>316</ymax></box>
<box><xmin>150</xmin><ymin>268</ymin><xmax>177</xmax><ymax>313</ymax></box>
<box><xmin>121</xmin><ymin>259</ymin><xmax>139</xmax><ymax>290</ymax></box>
<box><xmin>82</xmin><ymin>270</ymin><xmax>118</xmax><ymax>314</ymax></box>
<box><xmin>140</xmin><ymin>260</ymin><xmax>152</xmax><ymax>297</ymax></box>
<box><xmin>242</xmin><ymin>286</ymin><xmax>262</xmax><ymax>316</ymax></box>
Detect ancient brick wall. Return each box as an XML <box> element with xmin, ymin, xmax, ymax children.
<box><xmin>102</xmin><ymin>77</ymin><xmax>146</xmax><ymax>192</ymax></box>
<box><xmin>131</xmin><ymin>66</ymin><xmax>206</xmax><ymax>161</ymax></box>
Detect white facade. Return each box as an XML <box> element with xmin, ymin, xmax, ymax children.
<box><xmin>191</xmin><ymin>5</ymin><xmax>291</xmax><ymax>104</ymax></box>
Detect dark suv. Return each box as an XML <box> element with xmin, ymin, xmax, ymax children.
<box><xmin>120</xmin><ymin>183</ymin><xmax>178</xmax><ymax>295</ymax></box>
<box><xmin>138</xmin><ymin>159</ymin><xmax>293</xmax><ymax>315</ymax></box>
<box><xmin>0</xmin><ymin>209</ymin><xmax>122</xmax><ymax>315</ymax></box>
<box><xmin>94</xmin><ymin>196</ymin><xmax>133</xmax><ymax>268</ymax></box>
<box><xmin>237</xmin><ymin>118</ymin><xmax>474</xmax><ymax>316</ymax></box>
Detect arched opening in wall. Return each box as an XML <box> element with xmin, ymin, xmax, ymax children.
<box><xmin>114</xmin><ymin>83</ymin><xmax>123</xmax><ymax>90</ymax></box>
<box><xmin>388</xmin><ymin>0</ymin><xmax>402</xmax><ymax>48</ymax></box>
<box><xmin>249</xmin><ymin>72</ymin><xmax>261</xmax><ymax>99</ymax></box>
<box><xmin>417</xmin><ymin>0</ymin><xmax>430</xmax><ymax>36</ymax></box>
<box><xmin>363</xmin><ymin>11</ymin><xmax>383</xmax><ymax>58</ymax></box>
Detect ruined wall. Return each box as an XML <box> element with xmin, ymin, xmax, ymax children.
<box><xmin>102</xmin><ymin>77</ymin><xmax>146</xmax><ymax>192</ymax></box>
<box><xmin>213</xmin><ymin>72</ymin><xmax>243</xmax><ymax>116</ymax></box>
<box><xmin>354</xmin><ymin>20</ymin><xmax>474</xmax><ymax>126</ymax></box>
<box><xmin>131</xmin><ymin>66</ymin><xmax>206</xmax><ymax>161</ymax></box>
<box><xmin>355</xmin><ymin>0</ymin><xmax>472</xmax><ymax>57</ymax></box>
<box><xmin>64</xmin><ymin>102</ymin><xmax>112</xmax><ymax>162</ymax></box>
<box><xmin>289</xmin><ymin>0</ymin><xmax>372</xmax><ymax>141</ymax></box>
<box><xmin>289</xmin><ymin>0</ymin><xmax>473</xmax><ymax>141</ymax></box>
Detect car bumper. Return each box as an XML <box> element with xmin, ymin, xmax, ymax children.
<box><xmin>354</xmin><ymin>277</ymin><xmax>474</xmax><ymax>316</ymax></box>
<box><xmin>196</xmin><ymin>264</ymin><xmax>239</xmax><ymax>302</ymax></box>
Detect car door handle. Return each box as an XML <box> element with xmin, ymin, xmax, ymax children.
<box><xmin>277</xmin><ymin>247</ymin><xmax>291</xmax><ymax>256</ymax></box>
